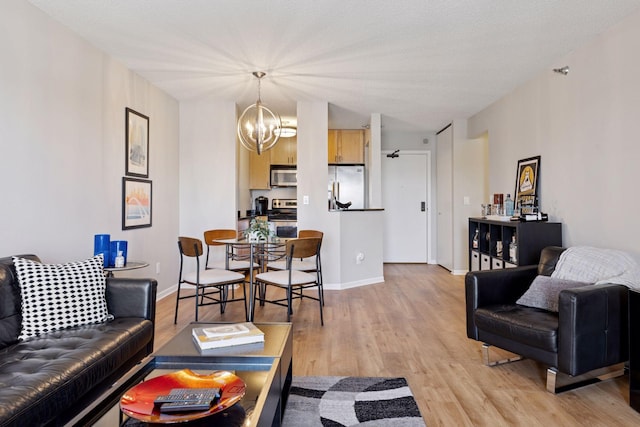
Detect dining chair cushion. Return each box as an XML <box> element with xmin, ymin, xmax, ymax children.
<box><xmin>268</xmin><ymin>259</ymin><xmax>316</xmax><ymax>271</ymax></box>
<box><xmin>256</xmin><ymin>270</ymin><xmax>317</xmax><ymax>286</ymax></box>
<box><xmin>184</xmin><ymin>268</ymin><xmax>244</xmax><ymax>286</ymax></box>
<box><xmin>209</xmin><ymin>259</ymin><xmax>256</xmax><ymax>271</ymax></box>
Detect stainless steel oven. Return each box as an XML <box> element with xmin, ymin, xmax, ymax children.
<box><xmin>269</xmin><ymin>199</ymin><xmax>297</xmax><ymax>237</ymax></box>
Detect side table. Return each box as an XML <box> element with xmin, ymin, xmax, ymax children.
<box><xmin>104</xmin><ymin>261</ymin><xmax>149</xmax><ymax>278</ymax></box>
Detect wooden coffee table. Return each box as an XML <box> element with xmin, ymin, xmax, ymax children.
<box><xmin>66</xmin><ymin>322</ymin><xmax>292</xmax><ymax>427</ymax></box>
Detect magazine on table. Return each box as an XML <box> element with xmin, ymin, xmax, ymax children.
<box><xmin>192</xmin><ymin>322</ymin><xmax>264</xmax><ymax>350</ymax></box>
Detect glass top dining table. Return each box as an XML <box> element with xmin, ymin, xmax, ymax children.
<box><xmin>213</xmin><ymin>238</ymin><xmax>285</xmax><ymax>321</ymax></box>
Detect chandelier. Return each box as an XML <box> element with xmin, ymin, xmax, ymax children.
<box><xmin>237</xmin><ymin>71</ymin><xmax>282</xmax><ymax>155</ymax></box>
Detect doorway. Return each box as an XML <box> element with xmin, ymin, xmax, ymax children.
<box><xmin>381</xmin><ymin>151</ymin><xmax>430</xmax><ymax>263</ymax></box>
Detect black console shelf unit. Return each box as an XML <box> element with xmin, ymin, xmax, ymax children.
<box><xmin>468</xmin><ymin>217</ymin><xmax>562</xmax><ymax>271</ymax></box>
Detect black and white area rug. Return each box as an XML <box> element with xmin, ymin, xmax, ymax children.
<box><xmin>282</xmin><ymin>376</ymin><xmax>426</xmax><ymax>426</ymax></box>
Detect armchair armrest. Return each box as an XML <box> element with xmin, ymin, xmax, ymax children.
<box><xmin>105</xmin><ymin>277</ymin><xmax>157</xmax><ymax>321</ymax></box>
<box><xmin>465</xmin><ymin>265</ymin><xmax>538</xmax><ymax>339</ymax></box>
<box><xmin>557</xmin><ymin>283</ymin><xmax>628</xmax><ymax>376</ymax></box>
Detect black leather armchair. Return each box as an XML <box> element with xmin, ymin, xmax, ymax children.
<box><xmin>465</xmin><ymin>246</ymin><xmax>629</xmax><ymax>392</ymax></box>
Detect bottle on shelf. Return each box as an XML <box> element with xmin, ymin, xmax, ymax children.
<box><xmin>115</xmin><ymin>251</ymin><xmax>125</xmax><ymax>268</ymax></box>
<box><xmin>472</xmin><ymin>229</ymin><xmax>479</xmax><ymax>249</ymax></box>
<box><xmin>505</xmin><ymin>194</ymin><xmax>514</xmax><ymax>217</ymax></box>
<box><xmin>509</xmin><ymin>235</ymin><xmax>518</xmax><ymax>264</ymax></box>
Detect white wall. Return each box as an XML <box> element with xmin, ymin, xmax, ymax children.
<box><xmin>468</xmin><ymin>8</ymin><xmax>640</xmax><ymax>258</ymax></box>
<box><xmin>179</xmin><ymin>100</ymin><xmax>239</xmax><ymax>239</ymax></box>
<box><xmin>0</xmin><ymin>0</ymin><xmax>180</xmax><ymax>296</ymax></box>
<box><xmin>296</xmin><ymin>101</ymin><xmax>341</xmax><ymax>286</ymax></box>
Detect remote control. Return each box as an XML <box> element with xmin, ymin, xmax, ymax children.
<box><xmin>153</xmin><ymin>388</ymin><xmax>222</xmax><ymax>410</ymax></box>
<box><xmin>160</xmin><ymin>399</ymin><xmax>213</xmax><ymax>413</ymax></box>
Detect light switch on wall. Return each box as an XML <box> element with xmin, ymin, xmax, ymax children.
<box><xmin>303</xmin><ymin>195</ymin><xmax>309</xmax><ymax>205</ymax></box>
<box><xmin>463</xmin><ymin>196</ymin><xmax>470</xmax><ymax>205</ymax></box>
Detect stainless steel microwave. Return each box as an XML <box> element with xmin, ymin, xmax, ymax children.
<box><xmin>270</xmin><ymin>167</ymin><xmax>297</xmax><ymax>187</ymax></box>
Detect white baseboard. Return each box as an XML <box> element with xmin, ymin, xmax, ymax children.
<box><xmin>157</xmin><ymin>276</ymin><xmax>387</xmax><ymax>300</ymax></box>
<box><xmin>451</xmin><ymin>269</ymin><xmax>467</xmax><ymax>276</ymax></box>
<box><xmin>323</xmin><ymin>276</ymin><xmax>385</xmax><ymax>290</ymax></box>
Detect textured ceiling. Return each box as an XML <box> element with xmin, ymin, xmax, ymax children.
<box><xmin>28</xmin><ymin>0</ymin><xmax>640</xmax><ymax>132</ymax></box>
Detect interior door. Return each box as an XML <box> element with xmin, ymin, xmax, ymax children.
<box><xmin>382</xmin><ymin>152</ymin><xmax>428</xmax><ymax>262</ymax></box>
<box><xmin>436</xmin><ymin>125</ymin><xmax>453</xmax><ymax>271</ymax></box>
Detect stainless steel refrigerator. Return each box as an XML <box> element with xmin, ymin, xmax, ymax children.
<box><xmin>328</xmin><ymin>165</ymin><xmax>365</xmax><ymax>209</ymax></box>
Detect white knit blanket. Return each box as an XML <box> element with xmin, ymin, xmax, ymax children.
<box><xmin>551</xmin><ymin>246</ymin><xmax>640</xmax><ymax>289</ymax></box>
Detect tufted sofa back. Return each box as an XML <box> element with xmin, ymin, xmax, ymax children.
<box><xmin>0</xmin><ymin>255</ymin><xmax>39</xmax><ymax>349</ymax></box>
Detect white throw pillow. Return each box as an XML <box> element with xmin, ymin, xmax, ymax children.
<box><xmin>516</xmin><ymin>275</ymin><xmax>591</xmax><ymax>312</ymax></box>
<box><xmin>13</xmin><ymin>255</ymin><xmax>111</xmax><ymax>340</ymax></box>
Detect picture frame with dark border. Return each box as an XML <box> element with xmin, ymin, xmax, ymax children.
<box><xmin>514</xmin><ymin>155</ymin><xmax>540</xmax><ymax>213</ymax></box>
<box><xmin>125</xmin><ymin>108</ymin><xmax>149</xmax><ymax>178</ymax></box>
<box><xmin>122</xmin><ymin>177</ymin><xmax>152</xmax><ymax>230</ymax></box>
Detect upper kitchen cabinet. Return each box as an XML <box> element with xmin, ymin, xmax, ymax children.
<box><xmin>270</xmin><ymin>136</ymin><xmax>297</xmax><ymax>165</ymax></box>
<box><xmin>328</xmin><ymin>129</ymin><xmax>364</xmax><ymax>164</ymax></box>
<box><xmin>249</xmin><ymin>150</ymin><xmax>271</xmax><ymax>189</ymax></box>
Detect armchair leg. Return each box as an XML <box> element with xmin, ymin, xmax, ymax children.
<box><xmin>546</xmin><ymin>363</ymin><xmax>626</xmax><ymax>393</ymax></box>
<box><xmin>482</xmin><ymin>343</ymin><xmax>523</xmax><ymax>367</ymax></box>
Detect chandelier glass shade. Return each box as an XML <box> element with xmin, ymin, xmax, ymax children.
<box><xmin>275</xmin><ymin>126</ymin><xmax>297</xmax><ymax>138</ymax></box>
<box><xmin>237</xmin><ymin>72</ymin><xmax>281</xmax><ymax>155</ymax></box>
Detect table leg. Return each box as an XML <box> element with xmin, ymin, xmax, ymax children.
<box><xmin>248</xmin><ymin>243</ymin><xmax>255</xmax><ymax>322</ymax></box>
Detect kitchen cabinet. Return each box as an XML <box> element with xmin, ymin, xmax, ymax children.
<box><xmin>328</xmin><ymin>129</ymin><xmax>364</xmax><ymax>164</ymax></box>
<box><xmin>249</xmin><ymin>150</ymin><xmax>271</xmax><ymax>189</ymax></box>
<box><xmin>270</xmin><ymin>137</ymin><xmax>297</xmax><ymax>165</ymax></box>
<box><xmin>468</xmin><ymin>217</ymin><xmax>562</xmax><ymax>271</ymax></box>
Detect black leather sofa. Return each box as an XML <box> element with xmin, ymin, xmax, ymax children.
<box><xmin>0</xmin><ymin>255</ymin><xmax>157</xmax><ymax>426</ymax></box>
<box><xmin>466</xmin><ymin>246</ymin><xmax>629</xmax><ymax>392</ymax></box>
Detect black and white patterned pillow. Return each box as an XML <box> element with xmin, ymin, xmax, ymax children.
<box><xmin>12</xmin><ymin>255</ymin><xmax>111</xmax><ymax>340</ymax></box>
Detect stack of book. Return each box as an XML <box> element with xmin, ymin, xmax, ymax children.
<box><xmin>192</xmin><ymin>322</ymin><xmax>264</xmax><ymax>353</ymax></box>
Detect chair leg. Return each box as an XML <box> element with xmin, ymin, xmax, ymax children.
<box><xmin>287</xmin><ymin>286</ymin><xmax>292</xmax><ymax>321</ymax></box>
<box><xmin>318</xmin><ymin>285</ymin><xmax>324</xmax><ymax>326</ymax></box>
<box><xmin>546</xmin><ymin>363</ymin><xmax>626</xmax><ymax>393</ymax></box>
<box><xmin>241</xmin><ymin>282</ymin><xmax>248</xmax><ymax>320</ymax></box>
<box><xmin>194</xmin><ymin>285</ymin><xmax>199</xmax><ymax>322</ymax></box>
<box><xmin>220</xmin><ymin>286</ymin><xmax>228</xmax><ymax>314</ymax></box>
<box><xmin>173</xmin><ymin>282</ymin><xmax>182</xmax><ymax>324</ymax></box>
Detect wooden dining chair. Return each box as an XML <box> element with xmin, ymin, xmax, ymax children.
<box><xmin>254</xmin><ymin>237</ymin><xmax>323</xmax><ymax>325</ymax></box>
<box><xmin>175</xmin><ymin>236</ymin><xmax>247</xmax><ymax>324</ymax></box>
<box><xmin>267</xmin><ymin>230</ymin><xmax>324</xmax><ymax>303</ymax></box>
<box><xmin>203</xmin><ymin>229</ymin><xmax>256</xmax><ymax>272</ymax></box>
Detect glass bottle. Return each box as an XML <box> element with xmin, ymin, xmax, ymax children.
<box><xmin>115</xmin><ymin>251</ymin><xmax>125</xmax><ymax>268</ymax></box>
<box><xmin>472</xmin><ymin>229</ymin><xmax>479</xmax><ymax>249</ymax></box>
<box><xmin>509</xmin><ymin>235</ymin><xmax>518</xmax><ymax>264</ymax></box>
<box><xmin>505</xmin><ymin>194</ymin><xmax>514</xmax><ymax>217</ymax></box>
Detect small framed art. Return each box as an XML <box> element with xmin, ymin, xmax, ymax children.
<box><xmin>125</xmin><ymin>108</ymin><xmax>149</xmax><ymax>178</ymax></box>
<box><xmin>122</xmin><ymin>177</ymin><xmax>152</xmax><ymax>230</ymax></box>
<box><xmin>514</xmin><ymin>155</ymin><xmax>540</xmax><ymax>212</ymax></box>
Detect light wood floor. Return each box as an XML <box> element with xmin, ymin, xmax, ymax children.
<box><xmin>154</xmin><ymin>264</ymin><xmax>640</xmax><ymax>426</ymax></box>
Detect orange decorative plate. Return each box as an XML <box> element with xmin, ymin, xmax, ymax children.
<box><xmin>120</xmin><ymin>369</ymin><xmax>246</xmax><ymax>423</ymax></box>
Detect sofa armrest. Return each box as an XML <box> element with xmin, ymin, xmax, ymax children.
<box><xmin>465</xmin><ymin>265</ymin><xmax>538</xmax><ymax>339</ymax></box>
<box><xmin>105</xmin><ymin>278</ymin><xmax>157</xmax><ymax>321</ymax></box>
<box><xmin>557</xmin><ymin>283</ymin><xmax>628</xmax><ymax>376</ymax></box>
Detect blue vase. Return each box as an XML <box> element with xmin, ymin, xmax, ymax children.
<box><xmin>94</xmin><ymin>234</ymin><xmax>110</xmax><ymax>267</ymax></box>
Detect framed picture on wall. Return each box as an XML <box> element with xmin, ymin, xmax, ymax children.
<box><xmin>122</xmin><ymin>177</ymin><xmax>152</xmax><ymax>230</ymax></box>
<box><xmin>514</xmin><ymin>155</ymin><xmax>540</xmax><ymax>212</ymax></box>
<box><xmin>125</xmin><ymin>108</ymin><xmax>149</xmax><ymax>178</ymax></box>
